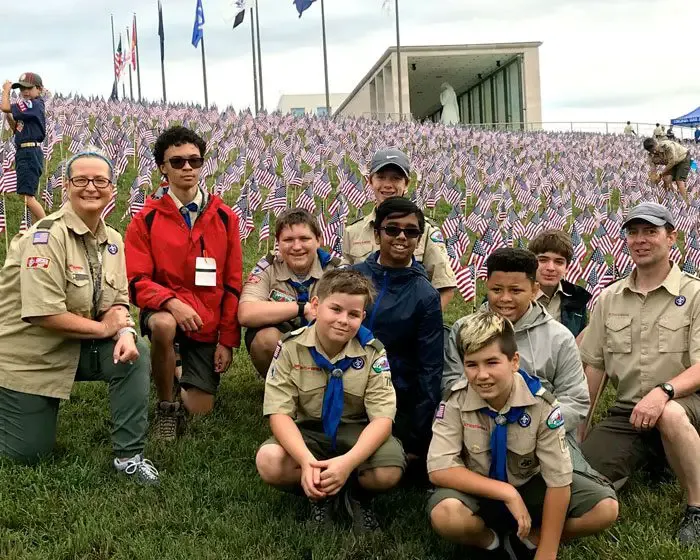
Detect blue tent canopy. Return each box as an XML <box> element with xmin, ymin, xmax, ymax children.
<box><xmin>671</xmin><ymin>106</ymin><xmax>700</xmax><ymax>127</ymax></box>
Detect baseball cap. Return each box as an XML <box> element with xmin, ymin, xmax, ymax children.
<box><xmin>369</xmin><ymin>148</ymin><xmax>410</xmax><ymax>178</ymax></box>
<box><xmin>11</xmin><ymin>72</ymin><xmax>43</xmax><ymax>89</ymax></box>
<box><xmin>622</xmin><ymin>202</ymin><xmax>675</xmax><ymax>229</ymax></box>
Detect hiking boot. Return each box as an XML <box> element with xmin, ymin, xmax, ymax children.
<box><xmin>343</xmin><ymin>486</ymin><xmax>380</xmax><ymax>535</ymax></box>
<box><xmin>308</xmin><ymin>498</ymin><xmax>334</xmax><ymax>527</ymax></box>
<box><xmin>154</xmin><ymin>400</ymin><xmax>183</xmax><ymax>442</ymax></box>
<box><xmin>503</xmin><ymin>532</ymin><xmax>536</xmax><ymax>560</ymax></box>
<box><xmin>114</xmin><ymin>454</ymin><xmax>160</xmax><ymax>486</ymax></box>
<box><xmin>678</xmin><ymin>506</ymin><xmax>700</xmax><ymax>546</ymax></box>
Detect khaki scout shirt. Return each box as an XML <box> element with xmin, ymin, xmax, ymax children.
<box><xmin>648</xmin><ymin>140</ymin><xmax>689</xmax><ymax>168</ymax></box>
<box><xmin>427</xmin><ymin>374</ymin><xmax>573</xmax><ymax>488</ymax></box>
<box><xmin>580</xmin><ymin>264</ymin><xmax>700</xmax><ymax>408</ymax></box>
<box><xmin>0</xmin><ymin>204</ymin><xmax>129</xmax><ymax>400</ymax></box>
<box><xmin>341</xmin><ymin>210</ymin><xmax>457</xmax><ymax>291</ymax></box>
<box><xmin>537</xmin><ymin>282</ymin><xmax>569</xmax><ymax>323</ymax></box>
<box><xmin>262</xmin><ymin>324</ymin><xmax>396</xmax><ymax>424</ymax></box>
<box><xmin>240</xmin><ymin>252</ymin><xmax>336</xmax><ymax>305</ymax></box>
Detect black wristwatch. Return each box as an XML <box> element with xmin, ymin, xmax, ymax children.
<box><xmin>657</xmin><ymin>382</ymin><xmax>675</xmax><ymax>400</ymax></box>
<box><xmin>297</xmin><ymin>301</ymin><xmax>306</xmax><ymax>318</ymax></box>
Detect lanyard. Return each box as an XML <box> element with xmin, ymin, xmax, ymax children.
<box><xmin>81</xmin><ymin>236</ymin><xmax>104</xmax><ymax>319</ymax></box>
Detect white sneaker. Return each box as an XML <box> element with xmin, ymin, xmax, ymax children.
<box><xmin>114</xmin><ymin>454</ymin><xmax>160</xmax><ymax>486</ymax></box>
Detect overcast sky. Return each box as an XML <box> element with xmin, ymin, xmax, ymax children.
<box><xmin>4</xmin><ymin>0</ymin><xmax>699</xmax><ymax>127</ymax></box>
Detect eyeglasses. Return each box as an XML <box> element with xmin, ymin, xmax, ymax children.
<box><xmin>69</xmin><ymin>177</ymin><xmax>112</xmax><ymax>189</ymax></box>
<box><xmin>379</xmin><ymin>226</ymin><xmax>422</xmax><ymax>239</ymax></box>
<box><xmin>168</xmin><ymin>156</ymin><xmax>205</xmax><ymax>169</ymax></box>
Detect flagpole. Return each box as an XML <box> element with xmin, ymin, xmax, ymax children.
<box><xmin>134</xmin><ymin>14</ymin><xmax>142</xmax><ymax>102</ymax></box>
<box><xmin>200</xmin><ymin>35</ymin><xmax>209</xmax><ymax>109</ymax></box>
<box><xmin>126</xmin><ymin>27</ymin><xmax>134</xmax><ymax>100</ymax></box>
<box><xmin>320</xmin><ymin>0</ymin><xmax>331</xmax><ymax>116</ymax></box>
<box><xmin>255</xmin><ymin>0</ymin><xmax>264</xmax><ymax>110</ymax></box>
<box><xmin>394</xmin><ymin>0</ymin><xmax>403</xmax><ymax>120</ymax></box>
<box><xmin>110</xmin><ymin>14</ymin><xmax>118</xmax><ymax>100</ymax></box>
<box><xmin>250</xmin><ymin>6</ymin><xmax>259</xmax><ymax>114</ymax></box>
<box><xmin>158</xmin><ymin>0</ymin><xmax>167</xmax><ymax>103</ymax></box>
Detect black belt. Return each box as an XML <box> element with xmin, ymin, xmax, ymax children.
<box><xmin>18</xmin><ymin>142</ymin><xmax>39</xmax><ymax>148</ymax></box>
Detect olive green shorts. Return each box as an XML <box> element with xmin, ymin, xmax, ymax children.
<box><xmin>671</xmin><ymin>155</ymin><xmax>691</xmax><ymax>182</ymax></box>
<box><xmin>260</xmin><ymin>421</ymin><xmax>407</xmax><ymax>473</ymax></box>
<box><xmin>427</xmin><ymin>471</ymin><xmax>616</xmax><ymax>528</ymax></box>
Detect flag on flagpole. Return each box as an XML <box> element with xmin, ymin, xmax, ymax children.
<box><xmin>19</xmin><ymin>204</ymin><xmax>32</xmax><ymax>233</ymax></box>
<box><xmin>114</xmin><ymin>35</ymin><xmax>125</xmax><ymax>78</ymax></box>
<box><xmin>293</xmin><ymin>0</ymin><xmax>316</xmax><ymax>17</ymax></box>
<box><xmin>158</xmin><ymin>0</ymin><xmax>165</xmax><ymax>61</ymax></box>
<box><xmin>232</xmin><ymin>0</ymin><xmax>247</xmax><ymax>28</ymax></box>
<box><xmin>259</xmin><ymin>212</ymin><xmax>270</xmax><ymax>246</ymax></box>
<box><xmin>131</xmin><ymin>14</ymin><xmax>138</xmax><ymax>70</ymax></box>
<box><xmin>192</xmin><ymin>0</ymin><xmax>205</xmax><ymax>47</ymax></box>
<box><xmin>0</xmin><ymin>197</ymin><xmax>6</xmax><ymax>234</ymax></box>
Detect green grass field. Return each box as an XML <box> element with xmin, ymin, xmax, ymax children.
<box><xmin>0</xmin><ymin>164</ymin><xmax>699</xmax><ymax>560</ymax></box>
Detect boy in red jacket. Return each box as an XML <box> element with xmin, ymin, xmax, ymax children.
<box><xmin>125</xmin><ymin>126</ymin><xmax>243</xmax><ymax>441</ymax></box>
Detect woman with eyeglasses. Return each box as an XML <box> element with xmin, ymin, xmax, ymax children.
<box><xmin>125</xmin><ymin>126</ymin><xmax>242</xmax><ymax>442</ymax></box>
<box><xmin>351</xmin><ymin>197</ymin><xmax>443</xmax><ymax>478</ymax></box>
<box><xmin>0</xmin><ymin>149</ymin><xmax>159</xmax><ymax>484</ymax></box>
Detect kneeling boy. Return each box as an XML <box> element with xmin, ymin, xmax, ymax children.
<box><xmin>428</xmin><ymin>311</ymin><xmax>617</xmax><ymax>559</ymax></box>
<box><xmin>256</xmin><ymin>269</ymin><xmax>405</xmax><ymax>534</ymax></box>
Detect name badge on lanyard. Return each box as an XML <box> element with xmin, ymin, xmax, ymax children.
<box><xmin>195</xmin><ymin>257</ymin><xmax>217</xmax><ymax>286</ymax></box>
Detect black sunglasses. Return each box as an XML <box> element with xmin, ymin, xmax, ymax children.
<box><xmin>168</xmin><ymin>156</ymin><xmax>205</xmax><ymax>169</ymax></box>
<box><xmin>380</xmin><ymin>226</ymin><xmax>422</xmax><ymax>239</ymax></box>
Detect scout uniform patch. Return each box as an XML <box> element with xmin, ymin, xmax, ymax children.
<box><xmin>371</xmin><ymin>355</ymin><xmax>390</xmax><ymax>373</ymax></box>
<box><xmin>546</xmin><ymin>407</ymin><xmax>564</xmax><ymax>429</ymax></box>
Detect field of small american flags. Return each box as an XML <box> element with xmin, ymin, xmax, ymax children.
<box><xmin>0</xmin><ymin>95</ymin><xmax>698</xmax><ymax>559</ymax></box>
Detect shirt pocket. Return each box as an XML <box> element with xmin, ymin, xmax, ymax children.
<box><xmin>605</xmin><ymin>315</ymin><xmax>632</xmax><ymax>353</ymax></box>
<box><xmin>658</xmin><ymin>314</ymin><xmax>690</xmax><ymax>353</ymax></box>
<box><xmin>343</xmin><ymin>374</ymin><xmax>368</xmax><ymax>421</ymax></box>
<box><xmin>65</xmin><ymin>273</ymin><xmax>91</xmax><ymax>316</ymax></box>
<box><xmin>101</xmin><ymin>270</ymin><xmax>126</xmax><ymax>309</ymax></box>
<box><xmin>462</xmin><ymin>423</ymin><xmax>491</xmax><ymax>474</ymax></box>
<box><xmin>297</xmin><ymin>372</ymin><xmax>328</xmax><ymax>418</ymax></box>
<box><xmin>506</xmin><ymin>432</ymin><xmax>539</xmax><ymax>479</ymax></box>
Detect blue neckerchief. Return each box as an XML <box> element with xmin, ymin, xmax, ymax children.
<box><xmin>179</xmin><ymin>202</ymin><xmax>198</xmax><ymax>229</ymax></box>
<box><xmin>480</xmin><ymin>369</ymin><xmax>542</xmax><ymax>482</ymax></box>
<box><xmin>307</xmin><ymin>325</ymin><xmax>374</xmax><ymax>450</ymax></box>
<box><xmin>287</xmin><ymin>249</ymin><xmax>334</xmax><ymax>323</ymax></box>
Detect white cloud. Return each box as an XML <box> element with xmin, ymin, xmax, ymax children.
<box><xmin>3</xmin><ymin>0</ymin><xmax>698</xmax><ymax>127</ymax></box>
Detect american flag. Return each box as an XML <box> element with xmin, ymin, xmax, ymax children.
<box><xmin>101</xmin><ymin>189</ymin><xmax>117</xmax><ymax>221</ymax></box>
<box><xmin>42</xmin><ymin>178</ymin><xmax>54</xmax><ymax>209</ymax></box>
<box><xmin>0</xmin><ymin>197</ymin><xmax>6</xmax><ymax>234</ymax></box>
<box><xmin>469</xmin><ymin>238</ymin><xmax>490</xmax><ymax>280</ymax></box>
<box><xmin>0</xmin><ymin>170</ymin><xmax>17</xmax><ymax>194</ymax></box>
<box><xmin>19</xmin><ymin>204</ymin><xmax>32</xmax><ymax>233</ymax></box>
<box><xmin>295</xmin><ymin>186</ymin><xmax>316</xmax><ymax>213</ymax></box>
<box><xmin>258</xmin><ymin>212</ymin><xmax>271</xmax><ymax>247</ymax></box>
<box><xmin>261</xmin><ymin>183</ymin><xmax>288</xmax><ymax>216</ymax></box>
<box><xmin>588</xmin><ymin>265</ymin><xmax>614</xmax><ymax>310</ymax></box>
<box><xmin>451</xmin><ymin>261</ymin><xmax>476</xmax><ymax>303</ymax></box>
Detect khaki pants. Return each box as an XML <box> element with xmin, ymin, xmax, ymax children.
<box><xmin>0</xmin><ymin>338</ymin><xmax>150</xmax><ymax>464</ymax></box>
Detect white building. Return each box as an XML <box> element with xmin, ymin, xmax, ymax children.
<box><xmin>276</xmin><ymin>93</ymin><xmax>350</xmax><ymax>117</ymax></box>
<box><xmin>334</xmin><ymin>42</ymin><xmax>543</xmax><ymax>129</ymax></box>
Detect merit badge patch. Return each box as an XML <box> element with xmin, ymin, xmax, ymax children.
<box><xmin>546</xmin><ymin>407</ymin><xmax>565</xmax><ymax>430</ymax></box>
<box><xmin>32</xmin><ymin>231</ymin><xmax>49</xmax><ymax>245</ymax></box>
<box><xmin>269</xmin><ymin>289</ymin><xmax>295</xmax><ymax>303</ymax></box>
<box><xmin>371</xmin><ymin>355</ymin><xmax>391</xmax><ymax>373</ymax></box>
<box><xmin>107</xmin><ymin>244</ymin><xmax>118</xmax><ymax>255</ymax></box>
<box><xmin>435</xmin><ymin>402</ymin><xmax>446</xmax><ymax>420</ymax></box>
<box><xmin>518</xmin><ymin>412</ymin><xmax>532</xmax><ymax>428</ymax></box>
<box><xmin>351</xmin><ymin>357</ymin><xmax>365</xmax><ymax>370</ymax></box>
<box><xmin>430</xmin><ymin>230</ymin><xmax>445</xmax><ymax>244</ymax></box>
<box><xmin>26</xmin><ymin>256</ymin><xmax>50</xmax><ymax>269</ymax></box>
<box><xmin>675</xmin><ymin>295</ymin><xmax>687</xmax><ymax>307</ymax></box>
<box><xmin>246</xmin><ymin>273</ymin><xmax>262</xmax><ymax>284</ymax></box>
<box><xmin>273</xmin><ymin>341</ymin><xmax>282</xmax><ymax>360</ymax></box>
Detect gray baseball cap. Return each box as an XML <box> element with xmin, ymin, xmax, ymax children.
<box><xmin>369</xmin><ymin>148</ymin><xmax>410</xmax><ymax>178</ymax></box>
<box><xmin>622</xmin><ymin>202</ymin><xmax>675</xmax><ymax>229</ymax></box>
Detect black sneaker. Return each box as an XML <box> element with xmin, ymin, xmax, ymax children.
<box><xmin>678</xmin><ymin>506</ymin><xmax>700</xmax><ymax>546</ymax></box>
<box><xmin>503</xmin><ymin>532</ymin><xmax>536</xmax><ymax>560</ymax></box>
<box><xmin>343</xmin><ymin>486</ymin><xmax>380</xmax><ymax>535</ymax></box>
<box><xmin>308</xmin><ymin>498</ymin><xmax>334</xmax><ymax>527</ymax></box>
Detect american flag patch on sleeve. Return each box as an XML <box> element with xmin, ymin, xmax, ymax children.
<box><xmin>435</xmin><ymin>402</ymin><xmax>446</xmax><ymax>420</ymax></box>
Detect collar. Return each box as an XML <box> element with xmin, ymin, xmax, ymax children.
<box><xmin>295</xmin><ymin>324</ymin><xmax>366</xmax><ymax>361</ymax></box>
<box><xmin>62</xmin><ymin>203</ymin><xmax>109</xmax><ymax>244</ymax></box>
<box><xmin>365</xmin><ymin>210</ymin><xmax>377</xmax><ymax>228</ymax></box>
<box><xmin>537</xmin><ymin>281</ymin><xmax>570</xmax><ymax>302</ymax></box>
<box><xmin>463</xmin><ymin>373</ymin><xmax>539</xmax><ymax>413</ymax></box>
<box><xmin>276</xmin><ymin>253</ymin><xmax>325</xmax><ymax>282</ymax></box>
<box><xmin>512</xmin><ymin>303</ymin><xmax>535</xmax><ymax>329</ymax></box>
<box><xmin>167</xmin><ymin>187</ymin><xmax>204</xmax><ymax>211</ymax></box>
<box><xmin>623</xmin><ymin>262</ymin><xmax>681</xmax><ymax>297</ymax></box>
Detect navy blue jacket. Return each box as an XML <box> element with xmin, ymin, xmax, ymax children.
<box><xmin>11</xmin><ymin>97</ymin><xmax>46</xmax><ymax>145</ymax></box>
<box><xmin>352</xmin><ymin>252</ymin><xmax>443</xmax><ymax>456</ymax></box>
<box><xmin>559</xmin><ymin>280</ymin><xmax>591</xmax><ymax>337</ymax></box>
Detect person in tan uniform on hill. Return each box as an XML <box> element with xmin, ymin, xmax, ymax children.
<box><xmin>581</xmin><ymin>202</ymin><xmax>700</xmax><ymax>546</ymax></box>
<box><xmin>341</xmin><ymin>148</ymin><xmax>456</xmax><ymax>310</ymax></box>
<box><xmin>644</xmin><ymin>137</ymin><xmax>691</xmax><ymax>200</ymax></box>
<box><xmin>239</xmin><ymin>208</ymin><xmax>340</xmax><ymax>376</ymax></box>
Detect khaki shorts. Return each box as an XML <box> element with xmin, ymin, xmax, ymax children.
<box><xmin>581</xmin><ymin>394</ymin><xmax>700</xmax><ymax>485</ymax></box>
<box><xmin>427</xmin><ymin>471</ymin><xmax>616</xmax><ymax>528</ymax></box>
<box><xmin>260</xmin><ymin>421</ymin><xmax>407</xmax><ymax>473</ymax></box>
<box><xmin>671</xmin><ymin>155</ymin><xmax>691</xmax><ymax>182</ymax></box>
<box><xmin>140</xmin><ymin>309</ymin><xmax>219</xmax><ymax>395</ymax></box>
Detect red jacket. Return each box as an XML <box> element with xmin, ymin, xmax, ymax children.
<box><xmin>125</xmin><ymin>189</ymin><xmax>243</xmax><ymax>348</ymax></box>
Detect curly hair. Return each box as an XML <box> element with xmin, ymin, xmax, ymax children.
<box><xmin>153</xmin><ymin>126</ymin><xmax>207</xmax><ymax>166</ymax></box>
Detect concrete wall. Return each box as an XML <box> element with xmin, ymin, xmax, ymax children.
<box><xmin>276</xmin><ymin>93</ymin><xmax>349</xmax><ymax>116</ymax></box>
